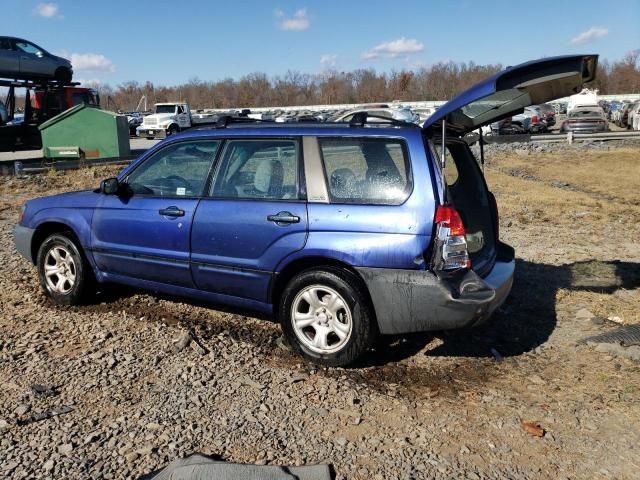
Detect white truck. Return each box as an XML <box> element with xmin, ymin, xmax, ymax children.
<box><xmin>137</xmin><ymin>102</ymin><xmax>192</xmax><ymax>139</ymax></box>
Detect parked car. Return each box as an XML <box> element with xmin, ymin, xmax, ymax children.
<box><xmin>617</xmin><ymin>101</ymin><xmax>636</xmax><ymax>128</ymax></box>
<box><xmin>332</xmin><ymin>107</ymin><xmax>418</xmax><ymax>123</ymax></box>
<box><xmin>559</xmin><ymin>107</ymin><xmax>608</xmax><ymax>133</ymax></box>
<box><xmin>538</xmin><ymin>104</ymin><xmax>556</xmax><ymax>127</ymax></box>
<box><xmin>0</xmin><ymin>36</ymin><xmax>73</xmax><ymax>82</ymax></box>
<box><xmin>628</xmin><ymin>102</ymin><xmax>640</xmax><ymax>131</ymax></box>
<box><xmin>124</xmin><ymin>112</ymin><xmax>143</xmax><ymax>135</ymax></box>
<box><xmin>13</xmin><ymin>55</ymin><xmax>597</xmax><ymax>366</ymax></box>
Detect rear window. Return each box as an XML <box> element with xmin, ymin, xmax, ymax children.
<box><xmin>319</xmin><ymin>138</ymin><xmax>411</xmax><ymax>205</ymax></box>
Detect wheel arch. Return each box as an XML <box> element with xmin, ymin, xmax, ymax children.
<box><xmin>270</xmin><ymin>256</ymin><xmax>376</xmax><ymax>320</ymax></box>
<box><xmin>31</xmin><ymin>221</ymin><xmax>81</xmax><ymax>264</ymax></box>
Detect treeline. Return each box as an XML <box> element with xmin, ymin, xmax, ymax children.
<box><xmin>95</xmin><ymin>53</ymin><xmax>640</xmax><ymax>112</ymax></box>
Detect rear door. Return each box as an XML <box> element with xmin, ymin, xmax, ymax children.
<box><xmin>424</xmin><ymin>55</ymin><xmax>598</xmax><ymax>134</ymax></box>
<box><xmin>190</xmin><ymin>138</ymin><xmax>307</xmax><ymax>302</ymax></box>
<box><xmin>91</xmin><ymin>140</ymin><xmax>221</xmax><ymax>286</ymax></box>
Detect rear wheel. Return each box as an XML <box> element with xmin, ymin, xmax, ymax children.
<box><xmin>279</xmin><ymin>268</ymin><xmax>376</xmax><ymax>367</ymax></box>
<box><xmin>36</xmin><ymin>233</ymin><xmax>93</xmax><ymax>305</ymax></box>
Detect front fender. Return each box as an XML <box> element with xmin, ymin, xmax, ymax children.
<box><xmin>27</xmin><ymin>207</ymin><xmax>97</xmax><ymax>268</ymax></box>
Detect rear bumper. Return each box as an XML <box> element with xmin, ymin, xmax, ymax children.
<box><xmin>14</xmin><ymin>225</ymin><xmax>35</xmax><ymax>264</ymax></box>
<box><xmin>357</xmin><ymin>243</ymin><xmax>515</xmax><ymax>335</ymax></box>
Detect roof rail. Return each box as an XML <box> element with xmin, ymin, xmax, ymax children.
<box><xmin>348</xmin><ymin>112</ymin><xmax>417</xmax><ymax>128</ymax></box>
<box><xmin>192</xmin><ymin>115</ymin><xmax>276</xmax><ymax>130</ymax></box>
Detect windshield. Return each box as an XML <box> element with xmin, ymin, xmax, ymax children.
<box><xmin>155</xmin><ymin>105</ymin><xmax>177</xmax><ymax>114</ymax></box>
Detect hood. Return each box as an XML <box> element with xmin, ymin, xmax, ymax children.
<box><xmin>423</xmin><ymin>55</ymin><xmax>598</xmax><ymax>135</ymax></box>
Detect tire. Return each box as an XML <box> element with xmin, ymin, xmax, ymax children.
<box><xmin>167</xmin><ymin>125</ymin><xmax>179</xmax><ymax>136</ymax></box>
<box><xmin>54</xmin><ymin>67</ymin><xmax>72</xmax><ymax>83</ymax></box>
<box><xmin>36</xmin><ymin>232</ymin><xmax>93</xmax><ymax>305</ymax></box>
<box><xmin>279</xmin><ymin>267</ymin><xmax>376</xmax><ymax>367</ymax></box>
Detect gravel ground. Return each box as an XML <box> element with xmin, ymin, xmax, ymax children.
<box><xmin>0</xmin><ymin>147</ymin><xmax>639</xmax><ymax>479</ymax></box>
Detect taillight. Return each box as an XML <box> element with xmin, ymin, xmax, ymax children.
<box><xmin>531</xmin><ymin>115</ymin><xmax>538</xmax><ymax>124</ymax></box>
<box><xmin>431</xmin><ymin>205</ymin><xmax>471</xmax><ymax>271</ymax></box>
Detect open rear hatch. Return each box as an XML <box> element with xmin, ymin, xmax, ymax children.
<box><xmin>423</xmin><ymin>55</ymin><xmax>598</xmax><ymax>135</ymax></box>
<box><xmin>424</xmin><ymin>55</ymin><xmax>598</xmax><ymax>276</ymax></box>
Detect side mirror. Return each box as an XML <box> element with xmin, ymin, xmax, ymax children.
<box><xmin>100</xmin><ymin>177</ymin><xmax>119</xmax><ymax>195</ymax></box>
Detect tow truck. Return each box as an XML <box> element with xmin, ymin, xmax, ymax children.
<box><xmin>0</xmin><ymin>77</ymin><xmax>99</xmax><ymax>152</ymax></box>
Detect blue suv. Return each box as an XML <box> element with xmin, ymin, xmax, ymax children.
<box><xmin>14</xmin><ymin>55</ymin><xmax>597</xmax><ymax>366</ymax></box>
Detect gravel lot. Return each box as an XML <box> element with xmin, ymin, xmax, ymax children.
<box><xmin>0</xmin><ymin>146</ymin><xmax>639</xmax><ymax>479</ymax></box>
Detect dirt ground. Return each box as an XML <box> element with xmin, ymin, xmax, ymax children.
<box><xmin>0</xmin><ymin>146</ymin><xmax>639</xmax><ymax>479</ymax></box>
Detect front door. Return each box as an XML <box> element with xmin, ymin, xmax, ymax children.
<box><xmin>190</xmin><ymin>138</ymin><xmax>307</xmax><ymax>302</ymax></box>
<box><xmin>91</xmin><ymin>140</ymin><xmax>221</xmax><ymax>287</ymax></box>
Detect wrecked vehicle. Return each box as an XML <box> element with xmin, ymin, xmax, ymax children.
<box><xmin>14</xmin><ymin>55</ymin><xmax>597</xmax><ymax>366</ymax></box>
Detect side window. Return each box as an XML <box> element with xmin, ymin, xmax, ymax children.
<box><xmin>211</xmin><ymin>139</ymin><xmax>299</xmax><ymax>200</ymax></box>
<box><xmin>126</xmin><ymin>141</ymin><xmax>220</xmax><ymax>197</ymax></box>
<box><xmin>15</xmin><ymin>41</ymin><xmax>42</xmax><ymax>55</ymax></box>
<box><xmin>319</xmin><ymin>138</ymin><xmax>411</xmax><ymax>205</ymax></box>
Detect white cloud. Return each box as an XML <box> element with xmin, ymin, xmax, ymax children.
<box><xmin>571</xmin><ymin>27</ymin><xmax>608</xmax><ymax>46</ymax></box>
<box><xmin>34</xmin><ymin>2</ymin><xmax>61</xmax><ymax>18</ymax></box>
<box><xmin>57</xmin><ymin>51</ymin><xmax>115</xmax><ymax>72</ymax></box>
<box><xmin>320</xmin><ymin>54</ymin><xmax>337</xmax><ymax>68</ymax></box>
<box><xmin>276</xmin><ymin>8</ymin><xmax>310</xmax><ymax>31</ymax></box>
<box><xmin>362</xmin><ymin>37</ymin><xmax>425</xmax><ymax>60</ymax></box>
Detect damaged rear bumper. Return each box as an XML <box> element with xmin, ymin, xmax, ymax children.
<box><xmin>356</xmin><ymin>243</ymin><xmax>515</xmax><ymax>335</ymax></box>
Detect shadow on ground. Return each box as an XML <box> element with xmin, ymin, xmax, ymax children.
<box><xmin>355</xmin><ymin>259</ymin><xmax>640</xmax><ymax>366</ymax></box>
<box><xmin>57</xmin><ymin>259</ymin><xmax>640</xmax><ymax>369</ymax></box>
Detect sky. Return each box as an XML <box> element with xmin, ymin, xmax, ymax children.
<box><xmin>3</xmin><ymin>0</ymin><xmax>640</xmax><ymax>87</ymax></box>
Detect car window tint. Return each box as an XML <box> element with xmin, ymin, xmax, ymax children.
<box><xmin>211</xmin><ymin>139</ymin><xmax>299</xmax><ymax>200</ymax></box>
<box><xmin>319</xmin><ymin>138</ymin><xmax>411</xmax><ymax>205</ymax></box>
<box><xmin>126</xmin><ymin>141</ymin><xmax>220</xmax><ymax>197</ymax></box>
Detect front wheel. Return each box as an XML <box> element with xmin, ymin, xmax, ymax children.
<box><xmin>167</xmin><ymin>125</ymin><xmax>179</xmax><ymax>136</ymax></box>
<box><xmin>36</xmin><ymin>233</ymin><xmax>93</xmax><ymax>305</ymax></box>
<box><xmin>279</xmin><ymin>268</ymin><xmax>376</xmax><ymax>367</ymax></box>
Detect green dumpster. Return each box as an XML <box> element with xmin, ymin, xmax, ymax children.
<box><xmin>39</xmin><ymin>104</ymin><xmax>130</xmax><ymax>160</ymax></box>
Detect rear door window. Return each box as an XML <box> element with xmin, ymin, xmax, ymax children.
<box><xmin>319</xmin><ymin>138</ymin><xmax>411</xmax><ymax>204</ymax></box>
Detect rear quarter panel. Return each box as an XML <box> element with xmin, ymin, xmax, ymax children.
<box><xmin>280</xmin><ymin>130</ymin><xmax>437</xmax><ymax>271</ymax></box>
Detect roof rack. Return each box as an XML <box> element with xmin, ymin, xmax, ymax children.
<box><xmin>193</xmin><ymin>115</ymin><xmax>277</xmax><ymax>130</ymax></box>
<box><xmin>348</xmin><ymin>112</ymin><xmax>417</xmax><ymax>128</ymax></box>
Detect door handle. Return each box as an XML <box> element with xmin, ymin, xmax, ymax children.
<box><xmin>159</xmin><ymin>206</ymin><xmax>185</xmax><ymax>217</ymax></box>
<box><xmin>267</xmin><ymin>211</ymin><xmax>300</xmax><ymax>224</ymax></box>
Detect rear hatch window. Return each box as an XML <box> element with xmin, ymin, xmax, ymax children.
<box><xmin>428</xmin><ymin>138</ymin><xmax>496</xmax><ymax>276</ymax></box>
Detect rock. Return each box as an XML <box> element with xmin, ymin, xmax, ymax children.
<box><xmin>173</xmin><ymin>332</ymin><xmax>193</xmax><ymax>352</ymax></box>
<box><xmin>238</xmin><ymin>377</ymin><xmax>263</xmax><ymax>390</ymax></box>
<box><xmin>289</xmin><ymin>372</ymin><xmax>308</xmax><ymax>384</ymax></box>
<box><xmin>58</xmin><ymin>443</ymin><xmax>74</xmax><ymax>455</ymax></box>
<box><xmin>0</xmin><ymin>419</ymin><xmax>10</xmax><ymax>430</ymax></box>
<box><xmin>336</xmin><ymin>437</ymin><xmax>348</xmax><ymax>447</ymax></box>
<box><xmin>84</xmin><ymin>432</ymin><xmax>100</xmax><ymax>444</ymax></box>
<box><xmin>575</xmin><ymin>308</ymin><xmax>594</xmax><ymax>320</ymax></box>
<box><xmin>14</xmin><ymin>404</ymin><xmax>30</xmax><ymax>416</ymax></box>
<box><xmin>125</xmin><ymin>452</ymin><xmax>140</xmax><ymax>463</ymax></box>
<box><xmin>43</xmin><ymin>460</ymin><xmax>55</xmax><ymax>472</ymax></box>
